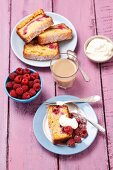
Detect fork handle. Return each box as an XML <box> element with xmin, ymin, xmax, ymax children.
<box><xmin>63</xmin><ymin>95</ymin><xmax>101</xmax><ymax>104</ymax></box>
<box><xmin>86</xmin><ymin>117</ymin><xmax>105</xmax><ymax>133</ymax></box>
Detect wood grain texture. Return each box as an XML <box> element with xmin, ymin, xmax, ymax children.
<box><xmin>53</xmin><ymin>0</ymin><xmax>108</xmax><ymax>169</ymax></box>
<box><xmin>8</xmin><ymin>1</ymin><xmax>57</xmax><ymax>170</ymax></box>
<box><xmin>0</xmin><ymin>0</ymin><xmax>10</xmax><ymax>169</ymax></box>
<box><xmin>95</xmin><ymin>0</ymin><xmax>113</xmax><ymax>169</ymax></box>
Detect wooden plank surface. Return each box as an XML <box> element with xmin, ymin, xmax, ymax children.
<box><xmin>0</xmin><ymin>0</ymin><xmax>10</xmax><ymax>169</ymax></box>
<box><xmin>54</xmin><ymin>0</ymin><xmax>108</xmax><ymax>169</ymax></box>
<box><xmin>8</xmin><ymin>1</ymin><xmax>57</xmax><ymax>170</ymax></box>
<box><xmin>94</xmin><ymin>0</ymin><xmax>113</xmax><ymax>169</ymax></box>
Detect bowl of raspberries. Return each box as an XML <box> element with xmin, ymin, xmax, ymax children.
<box><xmin>5</xmin><ymin>67</ymin><xmax>42</xmax><ymax>103</ymax></box>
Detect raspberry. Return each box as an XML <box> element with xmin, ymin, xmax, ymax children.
<box><xmin>67</xmin><ymin>139</ymin><xmax>75</xmax><ymax>147</ymax></box>
<box><xmin>13</xmin><ymin>83</ymin><xmax>21</xmax><ymax>90</ymax></box>
<box><xmin>34</xmin><ymin>79</ymin><xmax>40</xmax><ymax>84</ymax></box>
<box><xmin>10</xmin><ymin>89</ymin><xmax>17</xmax><ymax>98</ymax></box>
<box><xmin>9</xmin><ymin>72</ymin><xmax>17</xmax><ymax>80</ymax></box>
<box><xmin>29</xmin><ymin>88</ymin><xmax>36</xmax><ymax>97</ymax></box>
<box><xmin>79</xmin><ymin>123</ymin><xmax>86</xmax><ymax>129</ymax></box>
<box><xmin>23</xmin><ymin>68</ymin><xmax>30</xmax><ymax>74</ymax></box>
<box><xmin>63</xmin><ymin>126</ymin><xmax>73</xmax><ymax>135</ymax></box>
<box><xmin>76</xmin><ymin>117</ymin><xmax>81</xmax><ymax>123</ymax></box>
<box><xmin>6</xmin><ymin>81</ymin><xmax>13</xmax><ymax>90</ymax></box>
<box><xmin>52</xmin><ymin>107</ymin><xmax>60</xmax><ymax>114</ymax></box>
<box><xmin>16</xmin><ymin>87</ymin><xmax>24</xmax><ymax>96</ymax></box>
<box><xmin>80</xmin><ymin>129</ymin><xmax>88</xmax><ymax>138</ymax></box>
<box><xmin>74</xmin><ymin>136</ymin><xmax>81</xmax><ymax>143</ymax></box>
<box><xmin>30</xmin><ymin>72</ymin><xmax>39</xmax><ymax>80</ymax></box>
<box><xmin>22</xmin><ymin>92</ymin><xmax>30</xmax><ymax>99</ymax></box>
<box><xmin>23</xmin><ymin>74</ymin><xmax>30</xmax><ymax>80</ymax></box>
<box><xmin>22</xmin><ymin>85</ymin><xmax>29</xmax><ymax>93</ymax></box>
<box><xmin>14</xmin><ymin>75</ymin><xmax>22</xmax><ymax>83</ymax></box>
<box><xmin>33</xmin><ymin>83</ymin><xmax>40</xmax><ymax>91</ymax></box>
<box><xmin>16</xmin><ymin>67</ymin><xmax>23</xmax><ymax>75</ymax></box>
<box><xmin>28</xmin><ymin>81</ymin><xmax>34</xmax><ymax>87</ymax></box>
<box><xmin>22</xmin><ymin>78</ymin><xmax>28</xmax><ymax>85</ymax></box>
<box><xmin>74</xmin><ymin>128</ymin><xmax>81</xmax><ymax>136</ymax></box>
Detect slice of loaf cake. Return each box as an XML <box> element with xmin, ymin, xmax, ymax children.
<box><xmin>47</xmin><ymin>105</ymin><xmax>72</xmax><ymax>144</ymax></box>
<box><xmin>16</xmin><ymin>9</ymin><xmax>53</xmax><ymax>43</ymax></box>
<box><xmin>23</xmin><ymin>39</ymin><xmax>60</xmax><ymax>61</ymax></box>
<box><xmin>37</xmin><ymin>23</ymin><xmax>72</xmax><ymax>45</ymax></box>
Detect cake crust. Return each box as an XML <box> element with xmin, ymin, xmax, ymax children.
<box><xmin>38</xmin><ymin>23</ymin><xmax>72</xmax><ymax>45</ymax></box>
<box><xmin>16</xmin><ymin>9</ymin><xmax>54</xmax><ymax>43</ymax></box>
<box><xmin>23</xmin><ymin>39</ymin><xmax>60</xmax><ymax>61</ymax></box>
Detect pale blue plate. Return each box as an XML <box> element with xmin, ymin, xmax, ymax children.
<box><xmin>33</xmin><ymin>95</ymin><xmax>98</xmax><ymax>155</ymax></box>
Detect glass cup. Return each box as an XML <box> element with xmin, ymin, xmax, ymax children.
<box><xmin>50</xmin><ymin>53</ymin><xmax>79</xmax><ymax>89</ymax></box>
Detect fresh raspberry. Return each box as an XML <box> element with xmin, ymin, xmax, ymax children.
<box><xmin>22</xmin><ymin>92</ymin><xmax>30</xmax><ymax>99</ymax></box>
<box><xmin>23</xmin><ymin>68</ymin><xmax>30</xmax><ymax>74</ymax></box>
<box><xmin>28</xmin><ymin>81</ymin><xmax>34</xmax><ymax>87</ymax></box>
<box><xmin>67</xmin><ymin>139</ymin><xmax>75</xmax><ymax>147</ymax></box>
<box><xmin>13</xmin><ymin>83</ymin><xmax>21</xmax><ymax>90</ymax></box>
<box><xmin>33</xmin><ymin>83</ymin><xmax>40</xmax><ymax>91</ymax></box>
<box><xmin>69</xmin><ymin>113</ymin><xmax>74</xmax><ymax>118</ymax></box>
<box><xmin>16</xmin><ymin>67</ymin><xmax>23</xmax><ymax>75</ymax></box>
<box><xmin>80</xmin><ymin>129</ymin><xmax>88</xmax><ymax>138</ymax></box>
<box><xmin>16</xmin><ymin>87</ymin><xmax>24</xmax><ymax>96</ymax></box>
<box><xmin>9</xmin><ymin>72</ymin><xmax>17</xmax><ymax>80</ymax></box>
<box><xmin>74</xmin><ymin>128</ymin><xmax>81</xmax><ymax>136</ymax></box>
<box><xmin>22</xmin><ymin>85</ymin><xmax>29</xmax><ymax>93</ymax></box>
<box><xmin>74</xmin><ymin>136</ymin><xmax>81</xmax><ymax>143</ymax></box>
<box><xmin>79</xmin><ymin>123</ymin><xmax>86</xmax><ymax>129</ymax></box>
<box><xmin>10</xmin><ymin>89</ymin><xmax>17</xmax><ymax>98</ymax></box>
<box><xmin>6</xmin><ymin>81</ymin><xmax>13</xmax><ymax>90</ymax></box>
<box><xmin>22</xmin><ymin>78</ymin><xmax>28</xmax><ymax>85</ymax></box>
<box><xmin>63</xmin><ymin>126</ymin><xmax>73</xmax><ymax>135</ymax></box>
<box><xmin>30</xmin><ymin>72</ymin><xmax>39</xmax><ymax>80</ymax></box>
<box><xmin>23</xmin><ymin>74</ymin><xmax>30</xmax><ymax>80</ymax></box>
<box><xmin>76</xmin><ymin>117</ymin><xmax>82</xmax><ymax>124</ymax></box>
<box><xmin>34</xmin><ymin>79</ymin><xmax>40</xmax><ymax>84</ymax></box>
<box><xmin>14</xmin><ymin>75</ymin><xmax>22</xmax><ymax>83</ymax></box>
<box><xmin>29</xmin><ymin>88</ymin><xmax>36</xmax><ymax>97</ymax></box>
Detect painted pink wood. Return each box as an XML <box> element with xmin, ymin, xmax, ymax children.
<box><xmin>54</xmin><ymin>0</ymin><xmax>108</xmax><ymax>169</ymax></box>
<box><xmin>8</xmin><ymin>1</ymin><xmax>57</xmax><ymax>170</ymax></box>
<box><xmin>94</xmin><ymin>0</ymin><xmax>113</xmax><ymax>169</ymax></box>
<box><xmin>0</xmin><ymin>0</ymin><xmax>10</xmax><ymax>169</ymax></box>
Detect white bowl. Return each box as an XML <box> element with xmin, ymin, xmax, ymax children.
<box><xmin>84</xmin><ymin>35</ymin><xmax>113</xmax><ymax>63</ymax></box>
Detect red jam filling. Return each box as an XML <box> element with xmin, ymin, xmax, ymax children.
<box><xmin>52</xmin><ymin>106</ymin><xmax>60</xmax><ymax>114</ymax></box>
<box><xmin>23</xmin><ymin>15</ymin><xmax>49</xmax><ymax>35</ymax></box>
<box><xmin>48</xmin><ymin>44</ymin><xmax>57</xmax><ymax>49</ymax></box>
<box><xmin>54</xmin><ymin>24</ymin><xmax>66</xmax><ymax>30</ymax></box>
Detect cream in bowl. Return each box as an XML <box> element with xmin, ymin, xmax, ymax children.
<box><xmin>50</xmin><ymin>56</ymin><xmax>78</xmax><ymax>89</ymax></box>
<box><xmin>84</xmin><ymin>35</ymin><xmax>113</xmax><ymax>63</ymax></box>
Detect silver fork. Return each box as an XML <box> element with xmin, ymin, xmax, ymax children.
<box><xmin>44</xmin><ymin>95</ymin><xmax>101</xmax><ymax>105</ymax></box>
<box><xmin>66</xmin><ymin>103</ymin><xmax>105</xmax><ymax>133</ymax></box>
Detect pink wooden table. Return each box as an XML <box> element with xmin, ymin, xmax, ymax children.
<box><xmin>1</xmin><ymin>0</ymin><xmax>113</xmax><ymax>169</ymax></box>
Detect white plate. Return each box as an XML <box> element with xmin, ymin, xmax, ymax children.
<box><xmin>11</xmin><ymin>12</ymin><xmax>77</xmax><ymax>67</ymax></box>
<box><xmin>33</xmin><ymin>95</ymin><xmax>98</xmax><ymax>155</ymax></box>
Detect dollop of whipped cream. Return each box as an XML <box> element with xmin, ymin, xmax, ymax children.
<box><xmin>86</xmin><ymin>38</ymin><xmax>113</xmax><ymax>61</ymax></box>
<box><xmin>59</xmin><ymin>114</ymin><xmax>78</xmax><ymax>129</ymax></box>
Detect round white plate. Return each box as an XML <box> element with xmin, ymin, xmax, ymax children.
<box><xmin>11</xmin><ymin>12</ymin><xmax>77</xmax><ymax>67</ymax></box>
<box><xmin>33</xmin><ymin>95</ymin><xmax>98</xmax><ymax>155</ymax></box>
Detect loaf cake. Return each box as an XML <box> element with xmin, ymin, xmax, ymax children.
<box><xmin>47</xmin><ymin>105</ymin><xmax>72</xmax><ymax>144</ymax></box>
<box><xmin>16</xmin><ymin>9</ymin><xmax>53</xmax><ymax>43</ymax></box>
<box><xmin>37</xmin><ymin>23</ymin><xmax>72</xmax><ymax>45</ymax></box>
<box><xmin>23</xmin><ymin>39</ymin><xmax>60</xmax><ymax>61</ymax></box>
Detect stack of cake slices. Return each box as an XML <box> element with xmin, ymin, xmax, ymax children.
<box><xmin>16</xmin><ymin>9</ymin><xmax>73</xmax><ymax>61</ymax></box>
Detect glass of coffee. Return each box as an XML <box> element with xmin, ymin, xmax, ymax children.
<box><xmin>50</xmin><ymin>53</ymin><xmax>79</xmax><ymax>89</ymax></box>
